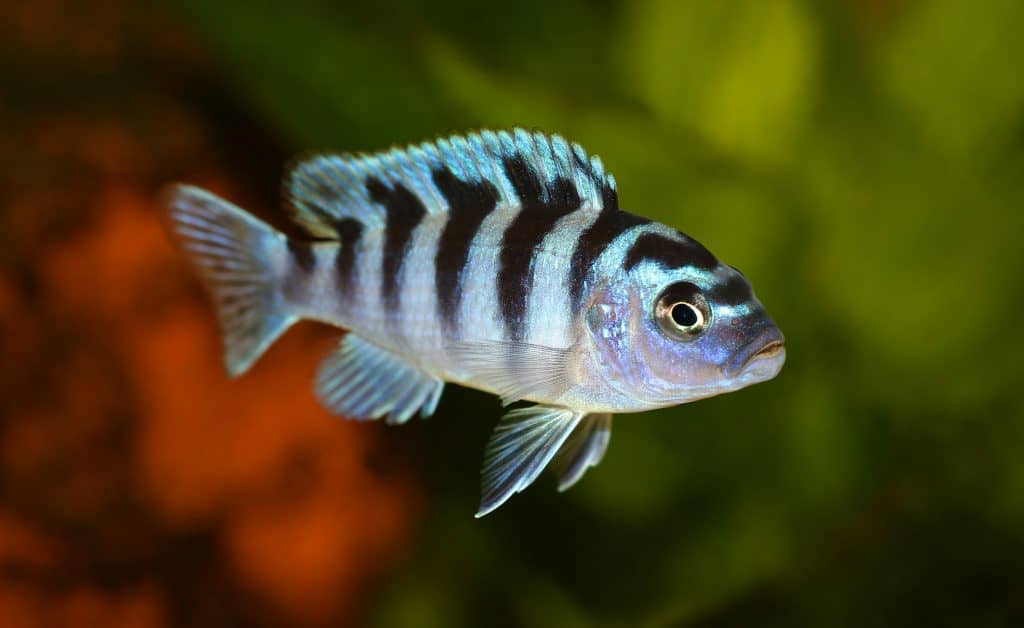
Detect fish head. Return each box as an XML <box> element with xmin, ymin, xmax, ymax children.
<box><xmin>582</xmin><ymin>258</ymin><xmax>785</xmax><ymax>410</ymax></box>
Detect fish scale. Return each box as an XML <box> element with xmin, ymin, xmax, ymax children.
<box><xmin>162</xmin><ymin>128</ymin><xmax>786</xmax><ymax>516</ymax></box>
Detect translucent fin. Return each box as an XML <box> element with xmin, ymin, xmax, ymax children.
<box><xmin>285</xmin><ymin>129</ymin><xmax>619</xmax><ymax>238</ymax></box>
<box><xmin>553</xmin><ymin>413</ymin><xmax>612</xmax><ymax>491</ymax></box>
<box><xmin>163</xmin><ymin>184</ymin><xmax>296</xmax><ymax>376</ymax></box>
<box><xmin>476</xmin><ymin>405</ymin><xmax>583</xmax><ymax>517</ymax></box>
<box><xmin>420</xmin><ymin>381</ymin><xmax>445</xmax><ymax>418</ymax></box>
<box><xmin>315</xmin><ymin>334</ymin><xmax>444</xmax><ymax>424</ymax></box>
<box><xmin>448</xmin><ymin>340</ymin><xmax>575</xmax><ymax>406</ymax></box>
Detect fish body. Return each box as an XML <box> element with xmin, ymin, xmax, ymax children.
<box><xmin>164</xmin><ymin>129</ymin><xmax>785</xmax><ymax>515</ymax></box>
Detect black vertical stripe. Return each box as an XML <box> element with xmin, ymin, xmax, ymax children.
<box><xmin>432</xmin><ymin>167</ymin><xmax>500</xmax><ymax>335</ymax></box>
<box><xmin>498</xmin><ymin>156</ymin><xmax>582</xmax><ymax>340</ymax></box>
<box><xmin>366</xmin><ymin>178</ymin><xmax>429</xmax><ymax>311</ymax></box>
<box><xmin>708</xmin><ymin>271</ymin><xmax>755</xmax><ymax>306</ymax></box>
<box><xmin>622</xmin><ymin>232</ymin><xmax>719</xmax><ymax>272</ymax></box>
<box><xmin>333</xmin><ymin>217</ymin><xmax>363</xmax><ymax>297</ymax></box>
<box><xmin>569</xmin><ymin>208</ymin><xmax>650</xmax><ymax>307</ymax></box>
<box><xmin>287</xmin><ymin>239</ymin><xmax>316</xmax><ymax>274</ymax></box>
<box><xmin>283</xmin><ymin>239</ymin><xmax>316</xmax><ymax>304</ymax></box>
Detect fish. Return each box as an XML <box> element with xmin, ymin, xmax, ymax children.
<box><xmin>162</xmin><ymin>128</ymin><xmax>786</xmax><ymax>516</ymax></box>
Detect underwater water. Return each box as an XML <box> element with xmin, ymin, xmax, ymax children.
<box><xmin>2</xmin><ymin>1</ymin><xmax>1023</xmax><ymax>626</ymax></box>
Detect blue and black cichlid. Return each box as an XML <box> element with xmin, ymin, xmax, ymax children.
<box><xmin>163</xmin><ymin>129</ymin><xmax>785</xmax><ymax>516</ymax></box>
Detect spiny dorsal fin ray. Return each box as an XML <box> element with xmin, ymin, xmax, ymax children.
<box><xmin>285</xmin><ymin>129</ymin><xmax>618</xmax><ymax>239</ymax></box>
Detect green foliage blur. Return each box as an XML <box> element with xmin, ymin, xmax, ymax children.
<box><xmin>167</xmin><ymin>1</ymin><xmax>1024</xmax><ymax>625</ymax></box>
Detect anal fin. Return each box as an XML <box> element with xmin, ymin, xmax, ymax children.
<box><xmin>315</xmin><ymin>335</ymin><xmax>444</xmax><ymax>424</ymax></box>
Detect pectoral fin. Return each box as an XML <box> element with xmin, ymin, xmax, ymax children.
<box><xmin>449</xmin><ymin>340</ymin><xmax>576</xmax><ymax>405</ymax></box>
<box><xmin>476</xmin><ymin>405</ymin><xmax>583</xmax><ymax>517</ymax></box>
<box><xmin>553</xmin><ymin>413</ymin><xmax>612</xmax><ymax>491</ymax></box>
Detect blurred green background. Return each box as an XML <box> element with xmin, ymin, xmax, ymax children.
<box><xmin>5</xmin><ymin>0</ymin><xmax>1024</xmax><ymax>626</ymax></box>
<box><xmin>159</xmin><ymin>0</ymin><xmax>1024</xmax><ymax>625</ymax></box>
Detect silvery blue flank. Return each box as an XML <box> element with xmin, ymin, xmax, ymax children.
<box><xmin>162</xmin><ymin>129</ymin><xmax>786</xmax><ymax>516</ymax></box>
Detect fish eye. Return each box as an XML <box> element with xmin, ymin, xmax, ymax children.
<box><xmin>670</xmin><ymin>302</ymin><xmax>701</xmax><ymax>328</ymax></box>
<box><xmin>655</xmin><ymin>282</ymin><xmax>710</xmax><ymax>339</ymax></box>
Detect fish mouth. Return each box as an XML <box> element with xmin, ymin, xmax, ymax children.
<box><xmin>726</xmin><ymin>326</ymin><xmax>786</xmax><ymax>378</ymax></box>
<box><xmin>752</xmin><ymin>339</ymin><xmax>784</xmax><ymax>361</ymax></box>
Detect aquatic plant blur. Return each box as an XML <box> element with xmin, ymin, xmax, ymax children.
<box><xmin>2</xmin><ymin>0</ymin><xmax>1023</xmax><ymax>626</ymax></box>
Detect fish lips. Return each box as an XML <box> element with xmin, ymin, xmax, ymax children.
<box><xmin>725</xmin><ymin>325</ymin><xmax>786</xmax><ymax>379</ymax></box>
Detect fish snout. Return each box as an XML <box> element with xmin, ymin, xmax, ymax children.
<box><xmin>726</xmin><ymin>325</ymin><xmax>785</xmax><ymax>377</ymax></box>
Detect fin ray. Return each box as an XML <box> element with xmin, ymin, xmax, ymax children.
<box><xmin>315</xmin><ymin>335</ymin><xmax>444</xmax><ymax>423</ymax></box>
<box><xmin>285</xmin><ymin>129</ymin><xmax>618</xmax><ymax>239</ymax></box>
<box><xmin>553</xmin><ymin>413</ymin><xmax>612</xmax><ymax>491</ymax></box>
<box><xmin>163</xmin><ymin>184</ymin><xmax>296</xmax><ymax>376</ymax></box>
<box><xmin>449</xmin><ymin>340</ymin><xmax>575</xmax><ymax>405</ymax></box>
<box><xmin>476</xmin><ymin>405</ymin><xmax>583</xmax><ymax>517</ymax></box>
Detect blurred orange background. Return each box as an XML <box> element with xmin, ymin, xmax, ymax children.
<box><xmin>0</xmin><ymin>3</ymin><xmax>419</xmax><ymax>626</ymax></box>
<box><xmin>6</xmin><ymin>0</ymin><xmax>1024</xmax><ymax>626</ymax></box>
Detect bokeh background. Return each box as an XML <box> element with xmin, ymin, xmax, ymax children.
<box><xmin>3</xmin><ymin>0</ymin><xmax>1024</xmax><ymax>626</ymax></box>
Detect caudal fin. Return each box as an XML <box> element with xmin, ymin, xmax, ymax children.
<box><xmin>163</xmin><ymin>184</ymin><xmax>296</xmax><ymax>376</ymax></box>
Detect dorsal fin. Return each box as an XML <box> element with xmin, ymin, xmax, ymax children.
<box><xmin>284</xmin><ymin>128</ymin><xmax>619</xmax><ymax>239</ymax></box>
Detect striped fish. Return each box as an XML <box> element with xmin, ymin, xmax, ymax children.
<box><xmin>163</xmin><ymin>129</ymin><xmax>785</xmax><ymax>516</ymax></box>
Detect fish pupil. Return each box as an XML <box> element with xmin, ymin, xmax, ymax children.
<box><xmin>671</xmin><ymin>303</ymin><xmax>698</xmax><ymax>327</ymax></box>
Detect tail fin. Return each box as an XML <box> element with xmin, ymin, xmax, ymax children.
<box><xmin>163</xmin><ymin>184</ymin><xmax>297</xmax><ymax>376</ymax></box>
